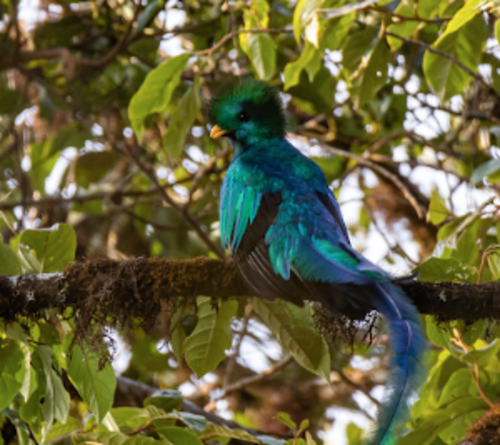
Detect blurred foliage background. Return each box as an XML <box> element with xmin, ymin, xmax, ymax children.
<box><xmin>2</xmin><ymin>0</ymin><xmax>500</xmax><ymax>444</ymax></box>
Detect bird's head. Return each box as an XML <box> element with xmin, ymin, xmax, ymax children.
<box><xmin>208</xmin><ymin>80</ymin><xmax>285</xmax><ymax>151</ymax></box>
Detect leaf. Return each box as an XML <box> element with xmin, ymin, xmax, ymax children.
<box><xmin>163</xmin><ymin>75</ymin><xmax>202</xmax><ymax>157</ymax></box>
<box><xmin>427</xmin><ymin>188</ymin><xmax>449</xmax><ymax>225</ymax></box>
<box><xmin>471</xmin><ymin>158</ymin><xmax>500</xmax><ymax>184</ymax></box>
<box><xmin>323</xmin><ymin>12</ymin><xmax>355</xmax><ymax>51</ymax></box>
<box><xmin>487</xmin><ymin>250</ymin><xmax>500</xmax><ymax>280</ymax></box>
<box><xmin>461</xmin><ymin>339</ymin><xmax>500</xmax><ymax>369</ymax></box>
<box><xmin>293</xmin><ymin>0</ymin><xmax>323</xmax><ymax>43</ymax></box>
<box><xmin>277</xmin><ymin>412</ymin><xmax>297</xmax><ymax>430</ymax></box>
<box><xmin>350</xmin><ymin>37</ymin><xmax>391</xmax><ymax>108</ymax></box>
<box><xmin>175</xmin><ymin>412</ymin><xmax>207</xmax><ymax>432</ymax></box>
<box><xmin>342</xmin><ymin>26</ymin><xmax>377</xmax><ymax>73</ymax></box>
<box><xmin>247</xmin><ymin>33</ymin><xmax>276</xmax><ymax>81</ymax></box>
<box><xmin>20</xmin><ymin>223</ymin><xmax>76</xmax><ymax>273</ymax></box>
<box><xmin>75</xmin><ymin>151</ymin><xmax>119</xmax><ymax>189</ymax></box>
<box><xmin>250</xmin><ymin>299</ymin><xmax>330</xmax><ymax>380</ymax></box>
<box><xmin>284</xmin><ymin>43</ymin><xmax>321</xmax><ymax>90</ymax></box>
<box><xmin>321</xmin><ymin>0</ymin><xmax>379</xmax><ymax>19</ymax></box>
<box><xmin>345</xmin><ymin>423</ymin><xmax>363</xmax><ymax>445</ymax></box>
<box><xmin>442</xmin><ymin>0</ymin><xmax>487</xmax><ymax>36</ymax></box>
<box><xmin>108</xmin><ymin>407</ymin><xmax>149</xmax><ymax>430</ymax></box>
<box><xmin>128</xmin><ymin>53</ymin><xmax>190</xmax><ymax>142</ymax></box>
<box><xmin>255</xmin><ymin>435</ymin><xmax>287</xmax><ymax>445</ymax></box>
<box><xmin>144</xmin><ymin>390</ymin><xmax>183</xmax><ymax>413</ymax></box>
<box><xmin>44</xmin><ymin>417</ymin><xmax>81</xmax><ymax>441</ymax></box>
<box><xmin>239</xmin><ymin>1</ymin><xmax>270</xmax><ymax>53</ymax></box>
<box><xmin>0</xmin><ymin>242</ymin><xmax>22</xmax><ymax>276</ymax></box>
<box><xmin>0</xmin><ymin>338</ymin><xmax>27</xmax><ymax>412</ymax></box>
<box><xmin>415</xmin><ymin>257</ymin><xmax>476</xmax><ymax>283</ymax></box>
<box><xmin>423</xmin><ymin>14</ymin><xmax>487</xmax><ymax>100</ymax></box>
<box><xmin>157</xmin><ymin>427</ymin><xmax>203</xmax><ymax>445</ymax></box>
<box><xmin>34</xmin><ymin>346</ymin><xmax>70</xmax><ymax>434</ymax></box>
<box><xmin>184</xmin><ymin>297</ymin><xmax>238</xmax><ymax>377</ymax></box>
<box><xmin>437</xmin><ymin>368</ymin><xmax>475</xmax><ymax>407</ymax></box>
<box><xmin>426</xmin><ymin>316</ymin><xmax>451</xmax><ymax>350</ymax></box>
<box><xmin>67</xmin><ymin>345</ymin><xmax>116</xmax><ymax>422</ymax></box>
<box><xmin>399</xmin><ymin>397</ymin><xmax>489</xmax><ymax>445</ymax></box>
<box><xmin>496</xmin><ymin>20</ymin><xmax>500</xmax><ymax>45</ymax></box>
<box><xmin>74</xmin><ymin>432</ymin><xmax>129</xmax><ymax>445</ymax></box>
<box><xmin>200</xmin><ymin>423</ymin><xmax>260</xmax><ymax>443</ymax></box>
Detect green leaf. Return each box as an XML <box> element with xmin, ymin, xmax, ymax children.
<box><xmin>247</xmin><ymin>33</ymin><xmax>276</xmax><ymax>81</ymax></box>
<box><xmin>250</xmin><ymin>299</ymin><xmax>330</xmax><ymax>380</ymax></box>
<box><xmin>284</xmin><ymin>43</ymin><xmax>321</xmax><ymax>90</ymax></box>
<box><xmin>144</xmin><ymin>390</ymin><xmax>183</xmax><ymax>413</ymax></box>
<box><xmin>0</xmin><ymin>242</ymin><xmax>22</xmax><ymax>276</ymax></box>
<box><xmin>157</xmin><ymin>427</ymin><xmax>203</xmax><ymax>445</ymax></box>
<box><xmin>461</xmin><ymin>339</ymin><xmax>500</xmax><ymax>369</ymax></box>
<box><xmin>345</xmin><ymin>423</ymin><xmax>363</xmax><ymax>445</ymax></box>
<box><xmin>293</xmin><ymin>0</ymin><xmax>323</xmax><ymax>43</ymax></box>
<box><xmin>321</xmin><ymin>0</ymin><xmax>379</xmax><ymax>19</ymax></box>
<box><xmin>200</xmin><ymin>424</ymin><xmax>260</xmax><ymax>443</ymax></box>
<box><xmin>0</xmin><ymin>338</ymin><xmax>27</xmax><ymax>412</ymax></box>
<box><xmin>184</xmin><ymin>297</ymin><xmax>238</xmax><ymax>377</ymax></box>
<box><xmin>443</xmin><ymin>0</ymin><xmax>487</xmax><ymax>36</ymax></box>
<box><xmin>496</xmin><ymin>20</ymin><xmax>500</xmax><ymax>45</ymax></box>
<box><xmin>399</xmin><ymin>397</ymin><xmax>489</xmax><ymax>445</ymax></box>
<box><xmin>350</xmin><ymin>37</ymin><xmax>391</xmax><ymax>108</ymax></box>
<box><xmin>471</xmin><ymin>158</ymin><xmax>500</xmax><ymax>185</ymax></box>
<box><xmin>423</xmin><ymin>14</ymin><xmax>487</xmax><ymax>100</ymax></box>
<box><xmin>323</xmin><ymin>12</ymin><xmax>355</xmax><ymax>51</ymax></box>
<box><xmin>415</xmin><ymin>257</ymin><xmax>476</xmax><ymax>283</ymax></box>
<box><xmin>67</xmin><ymin>345</ymin><xmax>116</xmax><ymax>422</ymax></box>
<box><xmin>426</xmin><ymin>316</ymin><xmax>451</xmax><ymax>350</ymax></box>
<box><xmin>487</xmin><ymin>250</ymin><xmax>500</xmax><ymax>281</ymax></box>
<box><xmin>255</xmin><ymin>435</ymin><xmax>286</xmax><ymax>445</ymax></box>
<box><xmin>437</xmin><ymin>368</ymin><xmax>475</xmax><ymax>407</ymax></box>
<box><xmin>128</xmin><ymin>53</ymin><xmax>190</xmax><ymax>142</ymax></box>
<box><xmin>74</xmin><ymin>432</ymin><xmax>129</xmax><ymax>445</ymax></box>
<box><xmin>175</xmin><ymin>412</ymin><xmax>207</xmax><ymax>432</ymax></box>
<box><xmin>342</xmin><ymin>26</ymin><xmax>377</xmax><ymax>73</ymax></box>
<box><xmin>108</xmin><ymin>407</ymin><xmax>149</xmax><ymax>430</ymax></box>
<box><xmin>34</xmin><ymin>346</ymin><xmax>70</xmax><ymax>433</ymax></box>
<box><xmin>427</xmin><ymin>188</ymin><xmax>449</xmax><ymax>225</ymax></box>
<box><xmin>44</xmin><ymin>417</ymin><xmax>81</xmax><ymax>441</ymax></box>
<box><xmin>75</xmin><ymin>151</ymin><xmax>119</xmax><ymax>189</ymax></box>
<box><xmin>20</xmin><ymin>223</ymin><xmax>76</xmax><ymax>273</ymax></box>
<box><xmin>277</xmin><ymin>412</ymin><xmax>297</xmax><ymax>430</ymax></box>
<box><xmin>163</xmin><ymin>75</ymin><xmax>201</xmax><ymax>157</ymax></box>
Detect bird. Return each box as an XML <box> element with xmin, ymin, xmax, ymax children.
<box><xmin>208</xmin><ymin>79</ymin><xmax>426</xmax><ymax>445</ymax></box>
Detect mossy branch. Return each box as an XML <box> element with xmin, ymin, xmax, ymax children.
<box><xmin>0</xmin><ymin>257</ymin><xmax>498</xmax><ymax>329</ymax></box>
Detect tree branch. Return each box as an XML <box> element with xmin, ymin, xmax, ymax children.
<box><xmin>0</xmin><ymin>257</ymin><xmax>498</xmax><ymax>325</ymax></box>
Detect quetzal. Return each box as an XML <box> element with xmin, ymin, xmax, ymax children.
<box><xmin>209</xmin><ymin>79</ymin><xmax>426</xmax><ymax>445</ymax></box>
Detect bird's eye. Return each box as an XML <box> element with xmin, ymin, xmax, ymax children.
<box><xmin>238</xmin><ymin>111</ymin><xmax>250</xmax><ymax>122</ymax></box>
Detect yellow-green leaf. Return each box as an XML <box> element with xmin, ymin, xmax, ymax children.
<box><xmin>184</xmin><ymin>298</ymin><xmax>237</xmax><ymax>377</ymax></box>
<box><xmin>427</xmin><ymin>188</ymin><xmax>449</xmax><ymax>225</ymax></box>
<box><xmin>247</xmin><ymin>33</ymin><xmax>276</xmax><ymax>80</ymax></box>
<box><xmin>128</xmin><ymin>53</ymin><xmax>190</xmax><ymax>142</ymax></box>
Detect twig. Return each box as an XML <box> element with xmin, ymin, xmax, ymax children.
<box><xmin>194</xmin><ymin>28</ymin><xmax>288</xmax><ymax>56</ymax></box>
<box><xmin>384</xmin><ymin>31</ymin><xmax>493</xmax><ymax>94</ymax></box>
<box><xmin>124</xmin><ymin>144</ymin><xmax>224</xmax><ymax>257</ymax></box>
<box><xmin>224</xmin><ymin>304</ymin><xmax>252</xmax><ymax>389</ymax></box>
<box><xmin>205</xmin><ymin>354</ymin><xmax>294</xmax><ymax>411</ymax></box>
<box><xmin>370</xmin><ymin>6</ymin><xmax>453</xmax><ymax>24</ymax></box>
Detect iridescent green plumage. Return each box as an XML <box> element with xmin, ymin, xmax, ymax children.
<box><xmin>210</xmin><ymin>80</ymin><xmax>426</xmax><ymax>445</ymax></box>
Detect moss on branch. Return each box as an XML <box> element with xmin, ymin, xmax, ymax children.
<box><xmin>0</xmin><ymin>257</ymin><xmax>498</xmax><ymax>340</ymax></box>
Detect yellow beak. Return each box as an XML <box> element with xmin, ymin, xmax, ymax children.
<box><xmin>210</xmin><ymin>124</ymin><xmax>231</xmax><ymax>139</ymax></box>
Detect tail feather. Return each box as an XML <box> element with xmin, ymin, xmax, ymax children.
<box><xmin>367</xmin><ymin>282</ymin><xmax>426</xmax><ymax>445</ymax></box>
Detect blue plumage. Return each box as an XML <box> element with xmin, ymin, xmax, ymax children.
<box><xmin>209</xmin><ymin>80</ymin><xmax>426</xmax><ymax>444</ymax></box>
